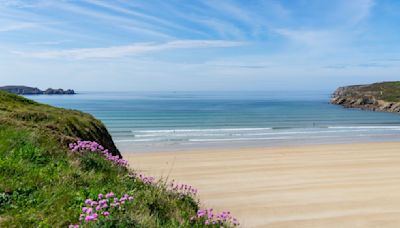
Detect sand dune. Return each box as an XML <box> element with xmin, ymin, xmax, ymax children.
<box><xmin>123</xmin><ymin>142</ymin><xmax>400</xmax><ymax>227</ymax></box>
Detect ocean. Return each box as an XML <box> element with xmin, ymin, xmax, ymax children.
<box><xmin>25</xmin><ymin>91</ymin><xmax>400</xmax><ymax>152</ymax></box>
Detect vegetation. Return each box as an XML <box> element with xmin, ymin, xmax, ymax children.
<box><xmin>344</xmin><ymin>81</ymin><xmax>400</xmax><ymax>102</ymax></box>
<box><xmin>0</xmin><ymin>91</ymin><xmax>119</xmax><ymax>156</ymax></box>
<box><xmin>0</xmin><ymin>91</ymin><xmax>238</xmax><ymax>227</ymax></box>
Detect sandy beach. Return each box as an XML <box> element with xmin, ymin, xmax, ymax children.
<box><xmin>124</xmin><ymin>142</ymin><xmax>400</xmax><ymax>227</ymax></box>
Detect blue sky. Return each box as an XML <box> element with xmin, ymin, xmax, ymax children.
<box><xmin>0</xmin><ymin>0</ymin><xmax>399</xmax><ymax>91</ymax></box>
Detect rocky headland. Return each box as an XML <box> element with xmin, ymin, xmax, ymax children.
<box><xmin>331</xmin><ymin>81</ymin><xmax>400</xmax><ymax>113</ymax></box>
<box><xmin>0</xmin><ymin>85</ymin><xmax>75</xmax><ymax>95</ymax></box>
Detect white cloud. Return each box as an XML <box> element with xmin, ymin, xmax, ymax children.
<box><xmin>13</xmin><ymin>40</ymin><xmax>246</xmax><ymax>59</ymax></box>
<box><xmin>344</xmin><ymin>0</ymin><xmax>375</xmax><ymax>25</ymax></box>
<box><xmin>0</xmin><ymin>22</ymin><xmax>38</xmax><ymax>32</ymax></box>
<box><xmin>274</xmin><ymin>28</ymin><xmax>341</xmax><ymax>48</ymax></box>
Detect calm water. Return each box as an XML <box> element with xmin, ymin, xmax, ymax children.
<box><xmin>26</xmin><ymin>91</ymin><xmax>400</xmax><ymax>152</ymax></box>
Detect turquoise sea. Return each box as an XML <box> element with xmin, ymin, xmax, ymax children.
<box><xmin>26</xmin><ymin>91</ymin><xmax>400</xmax><ymax>152</ymax></box>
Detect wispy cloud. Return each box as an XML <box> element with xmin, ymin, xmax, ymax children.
<box><xmin>27</xmin><ymin>39</ymin><xmax>72</xmax><ymax>46</ymax></box>
<box><xmin>0</xmin><ymin>22</ymin><xmax>38</xmax><ymax>32</ymax></box>
<box><xmin>41</xmin><ymin>1</ymin><xmax>175</xmax><ymax>40</ymax></box>
<box><xmin>345</xmin><ymin>0</ymin><xmax>375</xmax><ymax>25</ymax></box>
<box><xmin>14</xmin><ymin>40</ymin><xmax>246</xmax><ymax>59</ymax></box>
<box><xmin>324</xmin><ymin>62</ymin><xmax>391</xmax><ymax>69</ymax></box>
<box><xmin>210</xmin><ymin>64</ymin><xmax>269</xmax><ymax>69</ymax></box>
<box><xmin>273</xmin><ymin>28</ymin><xmax>341</xmax><ymax>48</ymax></box>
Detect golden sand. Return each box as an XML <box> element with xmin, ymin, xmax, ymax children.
<box><xmin>124</xmin><ymin>142</ymin><xmax>400</xmax><ymax>227</ymax></box>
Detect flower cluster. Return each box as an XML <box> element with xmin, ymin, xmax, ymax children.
<box><xmin>69</xmin><ymin>140</ymin><xmax>128</xmax><ymax>167</ymax></box>
<box><xmin>137</xmin><ymin>173</ymin><xmax>155</xmax><ymax>184</ymax></box>
<box><xmin>76</xmin><ymin>192</ymin><xmax>134</xmax><ymax>224</ymax></box>
<box><xmin>192</xmin><ymin>208</ymin><xmax>240</xmax><ymax>226</ymax></box>
<box><xmin>128</xmin><ymin>172</ymin><xmax>155</xmax><ymax>185</ymax></box>
<box><xmin>170</xmin><ymin>181</ymin><xmax>198</xmax><ymax>196</ymax></box>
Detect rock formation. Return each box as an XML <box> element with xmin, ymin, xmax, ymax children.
<box><xmin>0</xmin><ymin>85</ymin><xmax>75</xmax><ymax>95</ymax></box>
<box><xmin>331</xmin><ymin>82</ymin><xmax>400</xmax><ymax>113</ymax></box>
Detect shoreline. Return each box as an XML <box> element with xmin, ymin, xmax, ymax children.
<box><xmin>117</xmin><ymin>136</ymin><xmax>400</xmax><ymax>153</ymax></box>
<box><xmin>124</xmin><ymin>142</ymin><xmax>400</xmax><ymax>227</ymax></box>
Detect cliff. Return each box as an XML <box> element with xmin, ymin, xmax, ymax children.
<box><xmin>0</xmin><ymin>90</ymin><xmax>203</xmax><ymax>227</ymax></box>
<box><xmin>331</xmin><ymin>81</ymin><xmax>400</xmax><ymax>113</ymax></box>
<box><xmin>0</xmin><ymin>85</ymin><xmax>75</xmax><ymax>95</ymax></box>
<box><xmin>0</xmin><ymin>90</ymin><xmax>120</xmax><ymax>156</ymax></box>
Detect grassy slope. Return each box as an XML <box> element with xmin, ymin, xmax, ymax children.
<box><xmin>347</xmin><ymin>81</ymin><xmax>400</xmax><ymax>102</ymax></box>
<box><xmin>0</xmin><ymin>91</ymin><xmax>120</xmax><ymax>156</ymax></box>
<box><xmin>0</xmin><ymin>91</ymin><xmax>200</xmax><ymax>227</ymax></box>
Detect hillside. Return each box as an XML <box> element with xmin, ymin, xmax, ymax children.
<box><xmin>0</xmin><ymin>91</ymin><xmax>119</xmax><ymax>156</ymax></box>
<box><xmin>0</xmin><ymin>91</ymin><xmax>237</xmax><ymax>227</ymax></box>
<box><xmin>331</xmin><ymin>81</ymin><xmax>400</xmax><ymax>113</ymax></box>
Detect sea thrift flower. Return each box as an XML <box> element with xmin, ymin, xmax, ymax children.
<box><xmin>86</xmin><ymin>208</ymin><xmax>93</xmax><ymax>214</ymax></box>
<box><xmin>169</xmin><ymin>181</ymin><xmax>198</xmax><ymax>196</ymax></box>
<box><xmin>76</xmin><ymin>192</ymin><xmax>134</xmax><ymax>225</ymax></box>
<box><xmin>106</xmin><ymin>192</ymin><xmax>115</xmax><ymax>198</ymax></box>
<box><xmin>69</xmin><ymin>140</ymin><xmax>128</xmax><ymax>167</ymax></box>
<box><xmin>90</xmin><ymin>201</ymin><xmax>98</xmax><ymax>206</ymax></box>
<box><xmin>192</xmin><ymin>208</ymin><xmax>239</xmax><ymax>226</ymax></box>
<box><xmin>128</xmin><ymin>173</ymin><xmax>156</xmax><ymax>184</ymax></box>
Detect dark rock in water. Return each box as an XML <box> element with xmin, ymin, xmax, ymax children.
<box><xmin>0</xmin><ymin>86</ymin><xmax>75</xmax><ymax>95</ymax></box>
<box><xmin>43</xmin><ymin>88</ymin><xmax>75</xmax><ymax>95</ymax></box>
<box><xmin>331</xmin><ymin>81</ymin><xmax>400</xmax><ymax>113</ymax></box>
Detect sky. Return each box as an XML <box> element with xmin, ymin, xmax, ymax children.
<box><xmin>0</xmin><ymin>0</ymin><xmax>400</xmax><ymax>91</ymax></box>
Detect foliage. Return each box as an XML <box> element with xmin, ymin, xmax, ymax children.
<box><xmin>0</xmin><ymin>90</ymin><xmax>120</xmax><ymax>156</ymax></box>
<box><xmin>344</xmin><ymin>81</ymin><xmax>400</xmax><ymax>102</ymax></box>
<box><xmin>0</xmin><ymin>126</ymin><xmax>201</xmax><ymax>227</ymax></box>
<box><xmin>0</xmin><ymin>91</ymin><xmax>238</xmax><ymax>227</ymax></box>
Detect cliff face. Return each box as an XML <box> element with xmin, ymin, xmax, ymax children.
<box><xmin>331</xmin><ymin>82</ymin><xmax>400</xmax><ymax>113</ymax></box>
<box><xmin>0</xmin><ymin>91</ymin><xmax>120</xmax><ymax>157</ymax></box>
<box><xmin>0</xmin><ymin>86</ymin><xmax>75</xmax><ymax>95</ymax></box>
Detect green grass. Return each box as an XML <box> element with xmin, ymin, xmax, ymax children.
<box><xmin>0</xmin><ymin>91</ymin><xmax>120</xmax><ymax>156</ymax></box>
<box><xmin>348</xmin><ymin>81</ymin><xmax>400</xmax><ymax>102</ymax></box>
<box><xmin>0</xmin><ymin>126</ymin><xmax>199</xmax><ymax>227</ymax></box>
<box><xmin>0</xmin><ymin>91</ymin><xmax>228</xmax><ymax>227</ymax></box>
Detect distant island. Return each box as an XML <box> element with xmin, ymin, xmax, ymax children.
<box><xmin>331</xmin><ymin>81</ymin><xmax>400</xmax><ymax>113</ymax></box>
<box><xmin>0</xmin><ymin>85</ymin><xmax>75</xmax><ymax>95</ymax></box>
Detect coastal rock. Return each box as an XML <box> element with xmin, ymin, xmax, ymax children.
<box><xmin>0</xmin><ymin>85</ymin><xmax>75</xmax><ymax>95</ymax></box>
<box><xmin>331</xmin><ymin>81</ymin><xmax>400</xmax><ymax>113</ymax></box>
<box><xmin>44</xmin><ymin>88</ymin><xmax>75</xmax><ymax>94</ymax></box>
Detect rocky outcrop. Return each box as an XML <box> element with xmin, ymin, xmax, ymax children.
<box><xmin>0</xmin><ymin>86</ymin><xmax>75</xmax><ymax>95</ymax></box>
<box><xmin>331</xmin><ymin>82</ymin><xmax>400</xmax><ymax>113</ymax></box>
<box><xmin>43</xmin><ymin>88</ymin><xmax>75</xmax><ymax>95</ymax></box>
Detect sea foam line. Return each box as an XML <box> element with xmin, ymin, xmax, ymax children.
<box><xmin>328</xmin><ymin>126</ymin><xmax>400</xmax><ymax>129</ymax></box>
<box><xmin>132</xmin><ymin>129</ymin><xmax>370</xmax><ymax>137</ymax></box>
<box><xmin>132</xmin><ymin>127</ymin><xmax>273</xmax><ymax>133</ymax></box>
